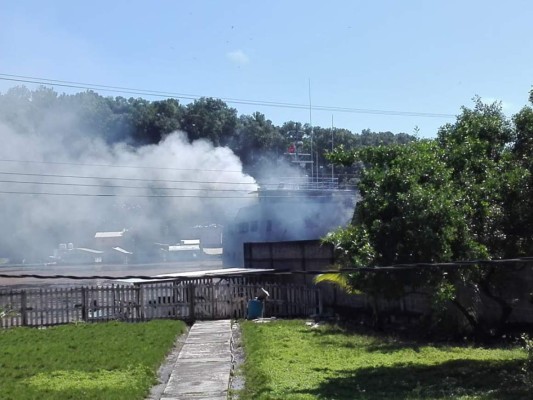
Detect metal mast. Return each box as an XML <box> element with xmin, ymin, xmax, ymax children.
<box><xmin>308</xmin><ymin>79</ymin><xmax>314</xmax><ymax>181</ymax></box>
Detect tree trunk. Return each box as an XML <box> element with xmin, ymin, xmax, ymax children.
<box><xmin>370</xmin><ymin>295</ymin><xmax>383</xmax><ymax>330</ymax></box>
<box><xmin>478</xmin><ymin>277</ymin><xmax>513</xmax><ymax>336</ymax></box>
<box><xmin>450</xmin><ymin>298</ymin><xmax>492</xmax><ymax>341</ymax></box>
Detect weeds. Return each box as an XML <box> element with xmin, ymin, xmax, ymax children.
<box><xmin>0</xmin><ymin>320</ymin><xmax>186</xmax><ymax>400</ymax></box>
<box><xmin>520</xmin><ymin>333</ymin><xmax>533</xmax><ymax>386</ymax></box>
<box><xmin>239</xmin><ymin>319</ymin><xmax>527</xmax><ymax>400</ymax></box>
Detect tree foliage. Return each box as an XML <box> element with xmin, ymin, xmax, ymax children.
<box><xmin>180</xmin><ymin>97</ymin><xmax>238</xmax><ymax>146</ymax></box>
<box><xmin>322</xmin><ymin>94</ymin><xmax>533</xmax><ymax>335</ymax></box>
<box><xmin>0</xmin><ymin>86</ymin><xmax>414</xmax><ymax>182</ymax></box>
<box><xmin>232</xmin><ymin>112</ymin><xmax>285</xmax><ymax>170</ymax></box>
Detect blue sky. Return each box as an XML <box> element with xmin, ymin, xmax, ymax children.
<box><xmin>1</xmin><ymin>0</ymin><xmax>531</xmax><ymax>138</ymax></box>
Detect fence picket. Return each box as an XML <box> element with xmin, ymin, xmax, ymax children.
<box><xmin>0</xmin><ymin>279</ymin><xmax>325</xmax><ymax>328</ymax></box>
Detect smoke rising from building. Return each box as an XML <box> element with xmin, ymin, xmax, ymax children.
<box><xmin>0</xmin><ymin>107</ymin><xmax>257</xmax><ymax>263</ymax></box>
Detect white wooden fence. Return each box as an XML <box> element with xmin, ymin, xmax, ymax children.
<box><xmin>0</xmin><ymin>280</ymin><xmax>321</xmax><ymax>328</ymax></box>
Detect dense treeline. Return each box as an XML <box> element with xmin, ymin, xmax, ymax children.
<box><xmin>322</xmin><ymin>92</ymin><xmax>533</xmax><ymax>338</ymax></box>
<box><xmin>0</xmin><ymin>86</ymin><xmax>414</xmax><ymax>181</ymax></box>
<box><xmin>0</xmin><ymin>85</ymin><xmax>414</xmax><ymax>263</ymax></box>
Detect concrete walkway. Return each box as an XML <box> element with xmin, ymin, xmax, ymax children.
<box><xmin>161</xmin><ymin>320</ymin><xmax>233</xmax><ymax>400</ymax></box>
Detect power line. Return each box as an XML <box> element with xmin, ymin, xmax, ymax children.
<box><xmin>0</xmin><ymin>158</ymin><xmax>247</xmax><ymax>174</ymax></box>
<box><xmin>0</xmin><ymin>189</ymin><xmax>354</xmax><ymax>199</ymax></box>
<box><xmin>0</xmin><ymin>170</ymin><xmax>359</xmax><ymax>188</ymax></box>
<box><xmin>0</xmin><ymin>190</ymin><xmax>257</xmax><ymax>198</ymax></box>
<box><xmin>0</xmin><ymin>172</ymin><xmax>360</xmax><ymax>193</ymax></box>
<box><xmin>0</xmin><ymin>256</ymin><xmax>532</xmax><ymax>281</ymax></box>
<box><xmin>0</xmin><ymin>160</ymin><xmax>363</xmax><ymax>183</ymax></box>
<box><xmin>0</xmin><ymin>191</ymin><xmax>351</xmax><ymax>199</ymax></box>
<box><xmin>0</xmin><ymin>171</ymin><xmax>256</xmax><ymax>185</ymax></box>
<box><xmin>0</xmin><ymin>179</ymin><xmax>253</xmax><ymax>192</ymax></box>
<box><xmin>0</xmin><ymin>159</ymin><xmax>361</xmax><ymax>178</ymax></box>
<box><xmin>0</xmin><ymin>73</ymin><xmax>456</xmax><ymax>118</ymax></box>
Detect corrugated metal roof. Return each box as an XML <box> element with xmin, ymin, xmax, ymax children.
<box><xmin>113</xmin><ymin>247</ymin><xmax>133</xmax><ymax>255</ymax></box>
<box><xmin>76</xmin><ymin>247</ymin><xmax>104</xmax><ymax>254</ymax></box>
<box><xmin>180</xmin><ymin>239</ymin><xmax>200</xmax><ymax>245</ymax></box>
<box><xmin>95</xmin><ymin>231</ymin><xmax>125</xmax><ymax>238</ymax></box>
<box><xmin>167</xmin><ymin>245</ymin><xmax>200</xmax><ymax>252</ymax></box>
<box><xmin>116</xmin><ymin>267</ymin><xmax>275</xmax><ymax>284</ymax></box>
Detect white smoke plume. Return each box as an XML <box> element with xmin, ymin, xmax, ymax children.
<box><xmin>0</xmin><ymin>108</ymin><xmax>257</xmax><ymax>263</ymax></box>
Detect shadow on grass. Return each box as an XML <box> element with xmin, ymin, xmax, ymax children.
<box><xmin>301</xmin><ymin>323</ymin><xmax>503</xmax><ymax>354</ymax></box>
<box><xmin>240</xmin><ymin>362</ymin><xmax>274</xmax><ymax>400</ymax></box>
<box><xmin>290</xmin><ymin>359</ymin><xmax>527</xmax><ymax>400</ymax></box>
<box><xmin>302</xmin><ymin>325</ymin><xmax>428</xmax><ymax>353</ymax></box>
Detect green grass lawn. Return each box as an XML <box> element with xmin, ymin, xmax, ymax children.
<box><xmin>239</xmin><ymin>320</ymin><xmax>529</xmax><ymax>400</ymax></box>
<box><xmin>0</xmin><ymin>320</ymin><xmax>186</xmax><ymax>400</ymax></box>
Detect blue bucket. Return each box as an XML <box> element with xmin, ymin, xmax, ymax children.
<box><xmin>247</xmin><ymin>299</ymin><xmax>263</xmax><ymax>319</ymax></box>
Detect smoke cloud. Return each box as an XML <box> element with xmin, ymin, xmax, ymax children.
<box><xmin>0</xmin><ymin>105</ymin><xmax>257</xmax><ymax>263</ymax></box>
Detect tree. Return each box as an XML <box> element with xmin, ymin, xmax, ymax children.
<box><xmin>507</xmin><ymin>105</ymin><xmax>533</xmax><ymax>255</ymax></box>
<box><xmin>104</xmin><ymin>96</ymin><xmax>135</xmax><ymax>143</ymax></box>
<box><xmin>438</xmin><ymin>97</ymin><xmax>514</xmax><ymax>258</ymax></box>
<box><xmin>320</xmin><ymin>97</ymin><xmax>529</xmax><ymax>336</ymax></box>
<box><xmin>63</xmin><ymin>90</ymin><xmax>114</xmax><ymax>137</ymax></box>
<box><xmin>232</xmin><ymin>112</ymin><xmax>285</xmax><ymax>172</ymax></box>
<box><xmin>181</xmin><ymin>97</ymin><xmax>238</xmax><ymax>146</ymax></box>
<box><xmin>322</xmin><ymin>140</ymin><xmax>482</xmax><ymax>328</ymax></box>
<box><xmin>129</xmin><ymin>98</ymin><xmax>184</xmax><ymax>144</ymax></box>
<box><xmin>0</xmin><ymin>86</ymin><xmax>35</xmax><ymax>134</ymax></box>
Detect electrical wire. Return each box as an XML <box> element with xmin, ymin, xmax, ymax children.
<box><xmin>0</xmin><ymin>190</ymin><xmax>256</xmax><ymax>198</ymax></box>
<box><xmin>0</xmin><ymin>256</ymin><xmax>532</xmax><ymax>280</ymax></box>
<box><xmin>0</xmin><ymin>171</ymin><xmax>358</xmax><ymax>188</ymax></box>
<box><xmin>0</xmin><ymin>179</ymin><xmax>253</xmax><ymax>192</ymax></box>
<box><xmin>0</xmin><ymin>158</ymin><xmax>247</xmax><ymax>174</ymax></box>
<box><xmin>0</xmin><ymin>73</ymin><xmax>456</xmax><ymax>118</ymax></box>
<box><xmin>0</xmin><ymin>189</ymin><xmax>354</xmax><ymax>199</ymax></box>
<box><xmin>0</xmin><ymin>159</ymin><xmax>360</xmax><ymax>178</ymax></box>
<box><xmin>0</xmin><ymin>171</ymin><xmax>256</xmax><ymax>185</ymax></box>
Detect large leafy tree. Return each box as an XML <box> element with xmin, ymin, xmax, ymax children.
<box><xmin>321</xmin><ymin>97</ymin><xmax>531</xmax><ymax>335</ymax></box>
<box><xmin>130</xmin><ymin>98</ymin><xmax>184</xmax><ymax>145</ymax></box>
<box><xmin>181</xmin><ymin>97</ymin><xmax>238</xmax><ymax>146</ymax></box>
<box><xmin>508</xmin><ymin>103</ymin><xmax>533</xmax><ymax>255</ymax></box>
<box><xmin>437</xmin><ymin>97</ymin><xmax>514</xmax><ymax>258</ymax></box>
<box><xmin>322</xmin><ymin>140</ymin><xmax>482</xmax><ymax>327</ymax></box>
<box><xmin>232</xmin><ymin>112</ymin><xmax>286</xmax><ymax>174</ymax></box>
<box><xmin>61</xmin><ymin>90</ymin><xmax>118</xmax><ymax>140</ymax></box>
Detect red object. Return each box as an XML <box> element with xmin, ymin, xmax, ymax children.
<box><xmin>288</xmin><ymin>144</ymin><xmax>295</xmax><ymax>153</ymax></box>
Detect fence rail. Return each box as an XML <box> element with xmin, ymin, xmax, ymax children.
<box><xmin>0</xmin><ymin>280</ymin><xmax>321</xmax><ymax>328</ymax></box>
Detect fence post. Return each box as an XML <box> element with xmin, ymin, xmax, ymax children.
<box><xmin>188</xmin><ymin>283</ymin><xmax>196</xmax><ymax>321</ymax></box>
<box><xmin>316</xmin><ymin>289</ymin><xmax>323</xmax><ymax>316</ymax></box>
<box><xmin>65</xmin><ymin>289</ymin><xmax>70</xmax><ymax>324</ymax></box>
<box><xmin>229</xmin><ymin>281</ymin><xmax>235</xmax><ymax>319</ymax></box>
<box><xmin>21</xmin><ymin>291</ymin><xmax>28</xmax><ymax>326</ymax></box>
<box><xmin>283</xmin><ymin>285</ymin><xmax>289</xmax><ymax>317</ymax></box>
<box><xmin>137</xmin><ymin>285</ymin><xmax>144</xmax><ymax>321</ymax></box>
<box><xmin>81</xmin><ymin>287</ymin><xmax>87</xmax><ymax>322</ymax></box>
<box><xmin>211</xmin><ymin>284</ymin><xmax>216</xmax><ymax>320</ymax></box>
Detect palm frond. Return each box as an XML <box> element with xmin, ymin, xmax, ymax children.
<box><xmin>314</xmin><ymin>272</ymin><xmax>363</xmax><ymax>295</ymax></box>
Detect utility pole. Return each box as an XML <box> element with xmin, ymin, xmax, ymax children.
<box><xmin>308</xmin><ymin>79</ymin><xmax>314</xmax><ymax>181</ymax></box>
<box><xmin>331</xmin><ymin>115</ymin><xmax>334</xmax><ymax>180</ymax></box>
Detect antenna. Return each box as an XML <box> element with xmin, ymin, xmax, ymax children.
<box><xmin>331</xmin><ymin>115</ymin><xmax>334</xmax><ymax>180</ymax></box>
<box><xmin>308</xmin><ymin>79</ymin><xmax>314</xmax><ymax>181</ymax></box>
